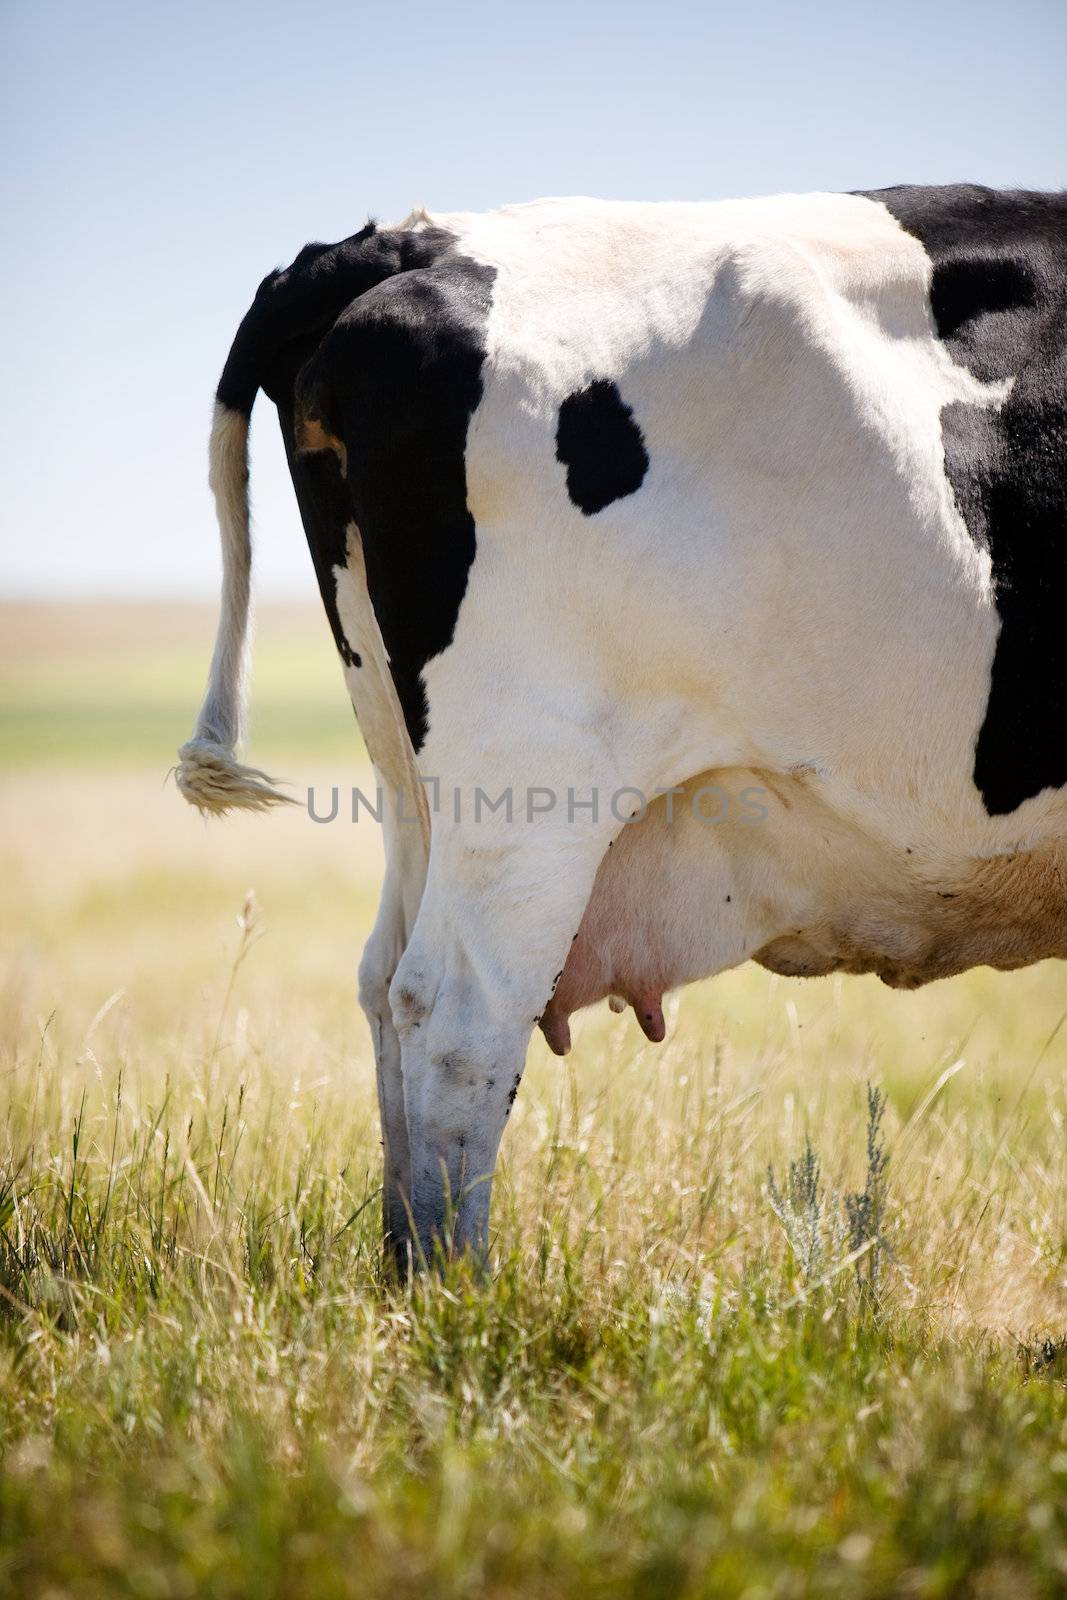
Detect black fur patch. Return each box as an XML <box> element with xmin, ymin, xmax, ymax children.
<box><xmin>217</xmin><ymin>223</ymin><xmax>495</xmax><ymax>751</ymax></box>
<box><xmin>294</xmin><ymin>254</ymin><xmax>494</xmax><ymax>750</ymax></box>
<box><xmin>860</xmin><ymin>184</ymin><xmax>1067</xmax><ymax>815</ymax></box>
<box><xmin>556</xmin><ymin>380</ymin><xmax>649</xmax><ymax>515</ymax></box>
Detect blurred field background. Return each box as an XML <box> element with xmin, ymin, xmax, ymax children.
<box><xmin>1</xmin><ymin>599</ymin><xmax>1066</xmax><ymax>1597</ymax></box>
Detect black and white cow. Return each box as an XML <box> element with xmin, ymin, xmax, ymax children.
<box><xmin>179</xmin><ymin>186</ymin><xmax>1067</xmax><ymax>1266</ymax></box>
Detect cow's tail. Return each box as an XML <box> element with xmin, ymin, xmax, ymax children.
<box><xmin>176</xmin><ymin>398</ymin><xmax>293</xmax><ymax>814</ymax></box>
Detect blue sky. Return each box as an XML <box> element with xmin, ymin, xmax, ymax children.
<box><xmin>3</xmin><ymin>0</ymin><xmax>1064</xmax><ymax>598</ymax></box>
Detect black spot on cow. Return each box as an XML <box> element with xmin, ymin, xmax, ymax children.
<box><xmin>860</xmin><ymin>184</ymin><xmax>1067</xmax><ymax>815</ymax></box>
<box><xmin>297</xmin><ymin>258</ymin><xmax>494</xmax><ymax>749</ymax></box>
<box><xmin>214</xmin><ymin>221</ymin><xmax>495</xmax><ymax>751</ymax></box>
<box><xmin>556</xmin><ymin>380</ymin><xmax>649</xmax><ymax>515</ymax></box>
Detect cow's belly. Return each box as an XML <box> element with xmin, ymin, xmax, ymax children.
<box><xmin>752</xmin><ymin>851</ymin><xmax>1067</xmax><ymax>990</ymax></box>
<box><xmin>539</xmin><ymin>767</ymin><xmax>1067</xmax><ymax>1053</ymax></box>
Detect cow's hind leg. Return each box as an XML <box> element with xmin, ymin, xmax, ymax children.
<box><xmin>358</xmin><ymin>804</ymin><xmax>426</xmax><ymax>1273</ymax></box>
<box><xmin>389</xmin><ymin>755</ymin><xmax>625</xmax><ymax>1262</ymax></box>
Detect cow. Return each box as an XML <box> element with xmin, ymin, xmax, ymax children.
<box><xmin>178</xmin><ymin>186</ymin><xmax>1067</xmax><ymax>1270</ymax></box>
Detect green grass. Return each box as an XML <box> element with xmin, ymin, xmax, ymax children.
<box><xmin>1</xmin><ymin>602</ymin><xmax>1066</xmax><ymax>1597</ymax></box>
<box><xmin>1</xmin><ymin>1031</ymin><xmax>1065</xmax><ymax>1599</ymax></box>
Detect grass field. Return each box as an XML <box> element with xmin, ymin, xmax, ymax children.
<box><xmin>1</xmin><ymin>601</ymin><xmax>1065</xmax><ymax>1598</ymax></box>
